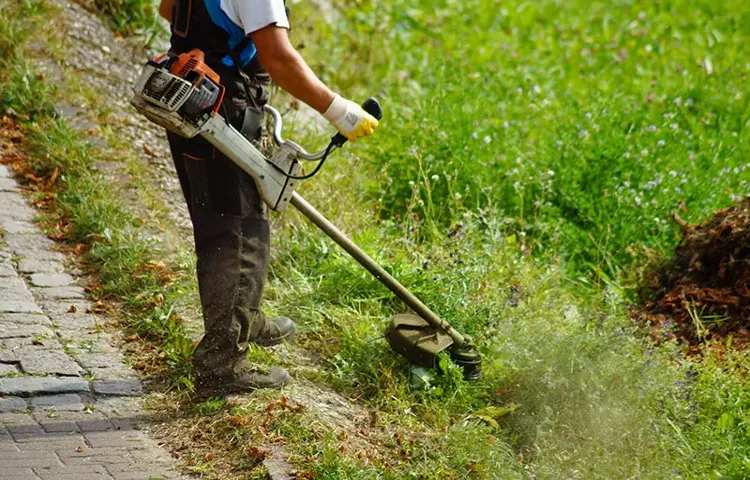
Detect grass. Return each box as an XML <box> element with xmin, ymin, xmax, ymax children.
<box><xmin>3</xmin><ymin>0</ymin><xmax>750</xmax><ymax>478</ymax></box>
<box><xmin>75</xmin><ymin>0</ymin><xmax>163</xmax><ymax>37</ymax></box>
<box><xmin>301</xmin><ymin>0</ymin><xmax>750</xmax><ymax>281</ymax></box>
<box><xmin>256</xmin><ymin>0</ymin><xmax>750</xmax><ymax>477</ymax></box>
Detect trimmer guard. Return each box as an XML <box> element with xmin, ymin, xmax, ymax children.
<box><xmin>385</xmin><ymin>314</ymin><xmax>454</xmax><ymax>368</ymax></box>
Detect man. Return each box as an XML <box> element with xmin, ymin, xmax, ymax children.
<box><xmin>157</xmin><ymin>0</ymin><xmax>378</xmax><ymax>393</ymax></box>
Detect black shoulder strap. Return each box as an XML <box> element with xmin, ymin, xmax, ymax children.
<box><xmin>172</xmin><ymin>0</ymin><xmax>191</xmax><ymax>37</ymax></box>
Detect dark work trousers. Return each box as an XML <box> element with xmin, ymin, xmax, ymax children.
<box><xmin>167</xmin><ymin>64</ymin><xmax>272</xmax><ymax>380</ymax></box>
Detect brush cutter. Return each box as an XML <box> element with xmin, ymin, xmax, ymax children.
<box><xmin>130</xmin><ymin>49</ymin><xmax>482</xmax><ymax>379</ymax></box>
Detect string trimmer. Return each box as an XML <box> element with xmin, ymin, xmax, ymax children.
<box><xmin>130</xmin><ymin>49</ymin><xmax>482</xmax><ymax>379</ymax></box>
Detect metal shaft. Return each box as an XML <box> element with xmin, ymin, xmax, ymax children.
<box><xmin>290</xmin><ymin>192</ymin><xmax>467</xmax><ymax>347</ymax></box>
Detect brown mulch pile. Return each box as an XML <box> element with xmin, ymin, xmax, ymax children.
<box><xmin>637</xmin><ymin>197</ymin><xmax>750</xmax><ymax>348</ymax></box>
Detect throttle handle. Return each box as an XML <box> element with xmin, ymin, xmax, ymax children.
<box><xmin>332</xmin><ymin>97</ymin><xmax>383</xmax><ymax>147</ymax></box>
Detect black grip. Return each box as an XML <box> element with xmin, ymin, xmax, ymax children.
<box><xmin>332</xmin><ymin>97</ymin><xmax>383</xmax><ymax>147</ymax></box>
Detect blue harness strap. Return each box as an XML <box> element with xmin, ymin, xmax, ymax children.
<box><xmin>202</xmin><ymin>0</ymin><xmax>257</xmax><ymax>67</ymax></box>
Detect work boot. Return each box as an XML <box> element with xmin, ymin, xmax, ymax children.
<box><xmin>253</xmin><ymin>316</ymin><xmax>296</xmax><ymax>346</ymax></box>
<box><xmin>196</xmin><ymin>366</ymin><xmax>290</xmax><ymax>395</ymax></box>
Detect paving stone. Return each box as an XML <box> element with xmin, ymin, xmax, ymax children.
<box><xmin>92</xmin><ymin>380</ymin><xmax>143</xmax><ymax>397</ymax></box>
<box><xmin>37</xmin><ymin>419</ymin><xmax>81</xmax><ymax>433</ymax></box>
<box><xmin>32</xmin><ymin>409</ymin><xmax>105</xmax><ymax>423</ymax></box>
<box><xmin>0</xmin><ymin>177</ymin><xmax>20</xmax><ymax>191</ymax></box>
<box><xmin>109</xmin><ymin>467</ymin><xmax>177</xmax><ymax>479</ymax></box>
<box><xmin>0</xmin><ymin>467</ymin><xmax>38</xmax><ymax>479</ymax></box>
<box><xmin>57</xmin><ymin>446</ymin><xmax>133</xmax><ymax>459</ymax></box>
<box><xmin>17</xmin><ymin>259</ymin><xmax>65</xmax><ymax>274</ymax></box>
<box><xmin>19</xmin><ymin>350</ymin><xmax>82</xmax><ymax>376</ymax></box>
<box><xmin>62</xmin><ymin>453</ymin><xmax>137</xmax><ymax>466</ymax></box>
<box><xmin>34</xmin><ymin>286</ymin><xmax>86</xmax><ymax>301</ymax></box>
<box><xmin>0</xmin><ymin>347</ymin><xmax>17</xmax><ymax>363</ymax></box>
<box><xmin>1</xmin><ymin>337</ymin><xmax>64</xmax><ymax>352</ymax></box>
<box><xmin>60</xmin><ymin>337</ymin><xmax>118</xmax><ymax>355</ymax></box>
<box><xmin>95</xmin><ymin>397</ymin><xmax>144</xmax><ymax>417</ymax></box>
<box><xmin>40</xmin><ymin>300</ymin><xmax>92</xmax><ymax>315</ymax></box>
<box><xmin>0</xmin><ymin>323</ymin><xmax>55</xmax><ymax>340</ymax></box>
<box><xmin>0</xmin><ymin>164</ymin><xmax>11</xmax><ymax>177</ymax></box>
<box><xmin>0</xmin><ymin>301</ymin><xmax>43</xmax><ymax>314</ymax></box>
<box><xmin>0</xmin><ymin>412</ymin><xmax>39</xmax><ymax>426</ymax></box>
<box><xmin>263</xmin><ymin>446</ymin><xmax>295</xmax><ymax>480</ymax></box>
<box><xmin>76</xmin><ymin>418</ymin><xmax>114</xmax><ymax>432</ymax></box>
<box><xmin>2</xmin><ymin>448</ymin><xmax>66</xmax><ymax>469</ymax></box>
<box><xmin>84</xmin><ymin>430</ymin><xmax>148</xmax><ymax>448</ymax></box>
<box><xmin>105</xmin><ymin>460</ymin><xmax>173</xmax><ymax>473</ymax></box>
<box><xmin>0</xmin><ymin>314</ymin><xmax>52</xmax><ymax>326</ymax></box>
<box><xmin>30</xmin><ymin>273</ymin><xmax>74</xmax><ymax>288</ymax></box>
<box><xmin>4</xmin><ymin>234</ymin><xmax>55</xmax><ymax>252</ymax></box>
<box><xmin>0</xmin><ymin>219</ymin><xmax>35</xmax><ymax>234</ymax></box>
<box><xmin>0</xmin><ymin>363</ymin><xmax>19</xmax><ymax>376</ymax></box>
<box><xmin>0</xmin><ymin>276</ymin><xmax>30</xmax><ymax>291</ymax></box>
<box><xmin>0</xmin><ymin>193</ymin><xmax>36</xmax><ymax>221</ymax></box>
<box><xmin>0</xmin><ymin>175</ymin><xmax>19</xmax><ymax>189</ymax></box>
<box><xmin>0</xmin><ymin>397</ymin><xmax>27</xmax><ymax>413</ymax></box>
<box><xmin>0</xmin><ymin>281</ymin><xmax>33</xmax><ymax>300</ymax></box>
<box><xmin>0</xmin><ymin>262</ymin><xmax>16</xmax><ymax>277</ymax></box>
<box><xmin>86</xmin><ymin>367</ymin><xmax>137</xmax><ymax>381</ymax></box>
<box><xmin>30</xmin><ymin>394</ymin><xmax>84</xmax><ymax>412</ymax></box>
<box><xmin>12</xmin><ymin>434</ymin><xmax>84</xmax><ymax>447</ymax></box>
<box><xmin>34</xmin><ymin>464</ymin><xmax>111</xmax><ymax>480</ymax></box>
<box><xmin>50</xmin><ymin>313</ymin><xmax>101</xmax><ymax>331</ymax></box>
<box><xmin>0</xmin><ymin>377</ymin><xmax>90</xmax><ymax>396</ymax></box>
<box><xmin>5</xmin><ymin>422</ymin><xmax>43</xmax><ymax>437</ymax></box>
<box><xmin>74</xmin><ymin>353</ymin><xmax>125</xmax><ymax>369</ymax></box>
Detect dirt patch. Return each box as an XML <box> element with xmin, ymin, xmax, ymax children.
<box><xmin>637</xmin><ymin>197</ymin><xmax>750</xmax><ymax>347</ymax></box>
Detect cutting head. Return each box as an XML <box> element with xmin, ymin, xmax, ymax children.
<box><xmin>386</xmin><ymin>314</ymin><xmax>482</xmax><ymax>379</ymax></box>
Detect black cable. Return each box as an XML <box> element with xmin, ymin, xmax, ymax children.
<box><xmin>269</xmin><ymin>141</ymin><xmax>336</xmax><ymax>180</ymax></box>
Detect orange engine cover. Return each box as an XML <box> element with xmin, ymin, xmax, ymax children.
<box><xmin>169</xmin><ymin>49</ymin><xmax>225</xmax><ymax>113</ymax></box>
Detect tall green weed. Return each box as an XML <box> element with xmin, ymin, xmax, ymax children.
<box><xmin>311</xmin><ymin>0</ymin><xmax>750</xmax><ymax>278</ymax></box>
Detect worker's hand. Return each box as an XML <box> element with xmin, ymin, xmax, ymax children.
<box><xmin>322</xmin><ymin>94</ymin><xmax>379</xmax><ymax>142</ymax></box>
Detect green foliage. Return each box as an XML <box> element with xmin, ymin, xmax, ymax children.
<box><xmin>311</xmin><ymin>0</ymin><xmax>750</xmax><ymax>278</ymax></box>
<box><xmin>0</xmin><ymin>0</ymin><xmax>55</xmax><ymax>119</ymax></box>
<box><xmin>263</xmin><ymin>1</ymin><xmax>750</xmax><ymax>477</ymax></box>
<box><xmin>87</xmin><ymin>0</ymin><xmax>162</xmax><ymax>36</ymax></box>
<box><xmin>0</xmin><ymin>0</ymin><xmax>47</xmax><ymax>59</ymax></box>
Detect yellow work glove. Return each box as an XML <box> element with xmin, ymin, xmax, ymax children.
<box><xmin>322</xmin><ymin>94</ymin><xmax>379</xmax><ymax>142</ymax></box>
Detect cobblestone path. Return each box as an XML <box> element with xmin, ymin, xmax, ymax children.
<box><xmin>0</xmin><ymin>163</ymin><xmax>185</xmax><ymax>479</ymax></box>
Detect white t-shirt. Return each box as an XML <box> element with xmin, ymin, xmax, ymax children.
<box><xmin>220</xmin><ymin>0</ymin><xmax>290</xmax><ymax>36</ymax></box>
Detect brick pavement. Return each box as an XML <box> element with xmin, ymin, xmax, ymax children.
<box><xmin>0</xmin><ymin>164</ymin><xmax>185</xmax><ymax>479</ymax></box>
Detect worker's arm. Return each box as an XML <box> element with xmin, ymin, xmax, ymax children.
<box><xmin>158</xmin><ymin>0</ymin><xmax>173</xmax><ymax>21</ymax></box>
<box><xmin>251</xmin><ymin>25</ymin><xmax>333</xmax><ymax>113</ymax></box>
<box><xmin>250</xmin><ymin>25</ymin><xmax>377</xmax><ymax>141</ymax></box>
